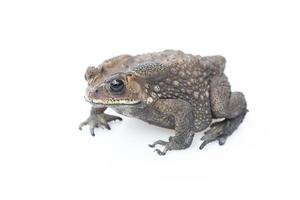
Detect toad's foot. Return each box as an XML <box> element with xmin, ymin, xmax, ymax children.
<box><xmin>149</xmin><ymin>135</ymin><xmax>193</xmax><ymax>156</ymax></box>
<box><xmin>79</xmin><ymin>114</ymin><xmax>122</xmax><ymax>136</ymax></box>
<box><xmin>199</xmin><ymin>109</ymin><xmax>248</xmax><ymax>150</ymax></box>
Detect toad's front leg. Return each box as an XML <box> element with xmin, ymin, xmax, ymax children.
<box><xmin>148</xmin><ymin>99</ymin><xmax>195</xmax><ymax>155</ymax></box>
<box><xmin>79</xmin><ymin>107</ymin><xmax>122</xmax><ymax>136</ymax></box>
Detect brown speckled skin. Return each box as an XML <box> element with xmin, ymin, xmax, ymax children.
<box><xmin>80</xmin><ymin>50</ymin><xmax>247</xmax><ymax>155</ymax></box>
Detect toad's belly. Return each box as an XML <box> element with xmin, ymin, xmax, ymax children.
<box><xmin>111</xmin><ymin>106</ymin><xmax>175</xmax><ymax>129</ymax></box>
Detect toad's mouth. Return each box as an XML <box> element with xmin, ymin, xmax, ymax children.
<box><xmin>92</xmin><ymin>98</ymin><xmax>141</xmax><ymax>105</ymax></box>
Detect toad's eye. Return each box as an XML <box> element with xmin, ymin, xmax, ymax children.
<box><xmin>109</xmin><ymin>79</ymin><xmax>124</xmax><ymax>93</ymax></box>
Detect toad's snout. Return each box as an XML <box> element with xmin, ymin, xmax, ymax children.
<box><xmin>85</xmin><ymin>87</ymin><xmax>101</xmax><ymax>103</ymax></box>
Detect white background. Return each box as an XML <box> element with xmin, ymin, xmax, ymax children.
<box><xmin>0</xmin><ymin>0</ymin><xmax>299</xmax><ymax>199</ymax></box>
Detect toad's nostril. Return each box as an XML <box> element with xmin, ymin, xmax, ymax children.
<box><xmin>95</xmin><ymin>89</ymin><xmax>99</xmax><ymax>94</ymax></box>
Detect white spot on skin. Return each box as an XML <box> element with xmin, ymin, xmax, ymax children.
<box><xmin>205</xmin><ymin>91</ymin><xmax>209</xmax><ymax>97</ymax></box>
<box><xmin>173</xmin><ymin>80</ymin><xmax>179</xmax><ymax>86</ymax></box>
<box><xmin>153</xmin><ymin>85</ymin><xmax>160</xmax><ymax>92</ymax></box>
<box><xmin>193</xmin><ymin>92</ymin><xmax>199</xmax><ymax>99</ymax></box>
<box><xmin>150</xmin><ymin>92</ymin><xmax>157</xmax><ymax>98</ymax></box>
<box><xmin>147</xmin><ymin>97</ymin><xmax>153</xmax><ymax>103</ymax></box>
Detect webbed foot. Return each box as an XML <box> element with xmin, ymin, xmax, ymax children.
<box><xmin>79</xmin><ymin>113</ymin><xmax>122</xmax><ymax>136</ymax></box>
<box><xmin>149</xmin><ymin>135</ymin><xmax>193</xmax><ymax>156</ymax></box>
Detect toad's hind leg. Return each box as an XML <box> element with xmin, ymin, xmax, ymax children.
<box><xmin>200</xmin><ymin>75</ymin><xmax>248</xmax><ymax>149</ymax></box>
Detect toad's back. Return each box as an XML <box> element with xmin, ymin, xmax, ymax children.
<box><xmin>131</xmin><ymin>50</ymin><xmax>226</xmax><ymax>131</ymax></box>
<box><xmin>132</xmin><ymin>50</ymin><xmax>224</xmax><ymax>73</ymax></box>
